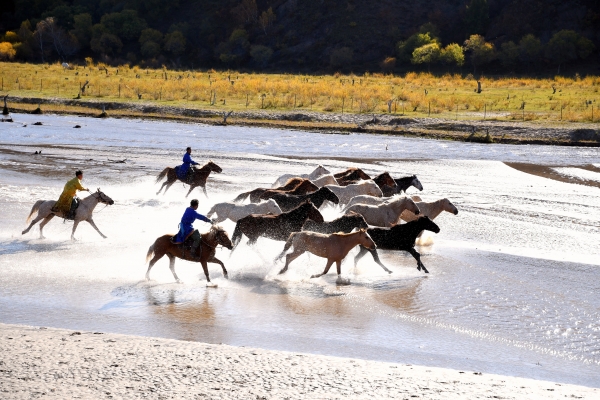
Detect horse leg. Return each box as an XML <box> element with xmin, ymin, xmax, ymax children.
<box><xmin>158</xmin><ymin>180</ymin><xmax>175</xmax><ymax>195</ymax></box>
<box><xmin>369</xmin><ymin>248</ymin><xmax>393</xmax><ymax>274</ymax></box>
<box><xmin>335</xmin><ymin>260</ymin><xmax>342</xmax><ymax>276</ymax></box>
<box><xmin>202</xmin><ymin>185</ymin><xmax>208</xmax><ymax>198</ymax></box>
<box><xmin>145</xmin><ymin>252</ymin><xmax>165</xmax><ymax>281</ymax></box>
<box><xmin>279</xmin><ymin>249</ymin><xmax>304</xmax><ymax>274</ymax></box>
<box><xmin>185</xmin><ymin>185</ymin><xmax>196</xmax><ymax>198</ymax></box>
<box><xmin>311</xmin><ymin>259</ymin><xmax>334</xmax><ymax>279</ymax></box>
<box><xmin>200</xmin><ymin>260</ymin><xmax>210</xmax><ymax>283</ymax></box>
<box><xmin>156</xmin><ymin>180</ymin><xmax>169</xmax><ymax>195</ymax></box>
<box><xmin>208</xmin><ymin>256</ymin><xmax>228</xmax><ymax>279</ymax></box>
<box><xmin>71</xmin><ymin>220</ymin><xmax>80</xmax><ymax>241</ymax></box>
<box><xmin>86</xmin><ymin>217</ymin><xmax>107</xmax><ymax>239</ymax></box>
<box><xmin>166</xmin><ymin>254</ymin><xmax>181</xmax><ymax>283</ymax></box>
<box><xmin>354</xmin><ymin>246</ymin><xmax>369</xmax><ymax>267</ymax></box>
<box><xmin>37</xmin><ymin>214</ymin><xmax>55</xmax><ymax>239</ymax></box>
<box><xmin>407</xmin><ymin>248</ymin><xmax>428</xmax><ymax>273</ymax></box>
<box><xmin>22</xmin><ymin>214</ymin><xmax>48</xmax><ymax>236</ymax></box>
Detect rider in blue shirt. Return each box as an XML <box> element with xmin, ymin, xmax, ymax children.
<box><xmin>173</xmin><ymin>199</ymin><xmax>213</xmax><ymax>260</ymax></box>
<box><xmin>177</xmin><ymin>147</ymin><xmax>199</xmax><ymax>180</ymax></box>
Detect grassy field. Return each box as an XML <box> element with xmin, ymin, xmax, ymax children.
<box><xmin>1</xmin><ymin>61</ymin><xmax>599</xmax><ymax>123</ymax></box>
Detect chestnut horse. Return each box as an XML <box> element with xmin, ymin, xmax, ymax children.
<box><xmin>156</xmin><ymin>160</ymin><xmax>222</xmax><ymax>197</ymax></box>
<box><xmin>334</xmin><ymin>168</ymin><xmax>371</xmax><ymax>186</ymax></box>
<box><xmin>145</xmin><ymin>225</ymin><xmax>233</xmax><ymax>283</ymax></box>
<box><xmin>276</xmin><ymin>229</ymin><xmax>376</xmax><ymax>278</ymax></box>
<box><xmin>230</xmin><ymin>201</ymin><xmax>324</xmax><ymax>251</ymax></box>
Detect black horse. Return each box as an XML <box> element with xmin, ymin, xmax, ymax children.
<box><xmin>231</xmin><ymin>200</ymin><xmax>324</xmax><ymax>251</ymax></box>
<box><xmin>382</xmin><ymin>175</ymin><xmax>424</xmax><ymax>197</ymax></box>
<box><xmin>302</xmin><ymin>212</ymin><xmax>368</xmax><ymax>234</ymax></box>
<box><xmin>354</xmin><ymin>216</ymin><xmax>440</xmax><ymax>273</ymax></box>
<box><xmin>270</xmin><ymin>187</ymin><xmax>339</xmax><ymax>213</ymax></box>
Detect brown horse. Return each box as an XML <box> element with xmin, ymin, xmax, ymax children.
<box><xmin>145</xmin><ymin>225</ymin><xmax>233</xmax><ymax>283</ymax></box>
<box><xmin>155</xmin><ymin>160</ymin><xmax>222</xmax><ymax>197</ymax></box>
<box><xmin>232</xmin><ymin>178</ymin><xmax>317</xmax><ymax>203</ymax></box>
<box><xmin>335</xmin><ymin>168</ymin><xmax>372</xmax><ymax>186</ymax></box>
<box><xmin>258</xmin><ymin>179</ymin><xmax>319</xmax><ymax>202</ymax></box>
<box><xmin>231</xmin><ymin>200</ymin><xmax>324</xmax><ymax>251</ymax></box>
<box><xmin>276</xmin><ymin>229</ymin><xmax>376</xmax><ymax>278</ymax></box>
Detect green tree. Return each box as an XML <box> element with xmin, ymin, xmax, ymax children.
<box><xmin>518</xmin><ymin>34</ymin><xmax>542</xmax><ymax>69</ymax></box>
<box><xmin>163</xmin><ymin>31</ymin><xmax>186</xmax><ymax>56</ymax></box>
<box><xmin>100</xmin><ymin>10</ymin><xmax>147</xmax><ymax>41</ymax></box>
<box><xmin>464</xmin><ymin>0</ymin><xmax>489</xmax><ymax>36</ymax></box>
<box><xmin>463</xmin><ymin>34</ymin><xmax>495</xmax><ymax>72</ymax></box>
<box><xmin>217</xmin><ymin>29</ymin><xmax>250</xmax><ymax>65</ymax></box>
<box><xmin>141</xmin><ymin>41</ymin><xmax>161</xmax><ymax>58</ymax></box>
<box><xmin>499</xmin><ymin>41</ymin><xmax>518</xmax><ymax>69</ymax></box>
<box><xmin>250</xmin><ymin>44</ymin><xmax>273</xmax><ymax>67</ymax></box>
<box><xmin>91</xmin><ymin>31</ymin><xmax>123</xmax><ymax>56</ymax></box>
<box><xmin>440</xmin><ymin>43</ymin><xmax>465</xmax><ymax>67</ymax></box>
<box><xmin>545</xmin><ymin>30</ymin><xmax>595</xmax><ymax>74</ymax></box>
<box><xmin>71</xmin><ymin>13</ymin><xmax>93</xmax><ymax>49</ymax></box>
<box><xmin>411</xmin><ymin>42</ymin><xmax>441</xmax><ymax>71</ymax></box>
<box><xmin>397</xmin><ymin>32</ymin><xmax>437</xmax><ymax>63</ymax></box>
<box><xmin>258</xmin><ymin>7</ymin><xmax>276</xmax><ymax>35</ymax></box>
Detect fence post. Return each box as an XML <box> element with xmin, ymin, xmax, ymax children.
<box><xmin>118</xmin><ymin>84</ymin><xmax>121</xmax><ymax>98</ymax></box>
<box><xmin>342</xmin><ymin>98</ymin><xmax>344</xmax><ymax>114</ymax></box>
<box><xmin>484</xmin><ymin>104</ymin><xmax>486</xmax><ymax>120</ymax></box>
<box><xmin>428</xmin><ymin>101</ymin><xmax>431</xmax><ymax>116</ymax></box>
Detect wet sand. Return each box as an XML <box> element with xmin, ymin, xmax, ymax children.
<box><xmin>1</xmin><ymin>323</ymin><xmax>597</xmax><ymax>399</ymax></box>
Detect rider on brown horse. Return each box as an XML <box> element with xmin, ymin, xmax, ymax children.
<box><xmin>172</xmin><ymin>199</ymin><xmax>213</xmax><ymax>260</ymax></box>
<box><xmin>177</xmin><ymin>147</ymin><xmax>199</xmax><ymax>182</ymax></box>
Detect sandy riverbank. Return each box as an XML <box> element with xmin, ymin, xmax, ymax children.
<box><xmin>4</xmin><ymin>96</ymin><xmax>600</xmax><ymax>146</ymax></box>
<box><xmin>0</xmin><ymin>323</ymin><xmax>597</xmax><ymax>399</ymax></box>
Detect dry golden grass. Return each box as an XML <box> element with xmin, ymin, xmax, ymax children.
<box><xmin>1</xmin><ymin>62</ymin><xmax>599</xmax><ymax>123</ymax></box>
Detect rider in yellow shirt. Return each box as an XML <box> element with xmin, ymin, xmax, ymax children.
<box><xmin>52</xmin><ymin>170</ymin><xmax>89</xmax><ymax>218</ymax></box>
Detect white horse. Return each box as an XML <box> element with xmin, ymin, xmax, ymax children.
<box><xmin>272</xmin><ymin>165</ymin><xmax>330</xmax><ymax>188</ymax></box>
<box><xmin>207</xmin><ymin>198</ymin><xmax>282</xmax><ymax>223</ymax></box>
<box><xmin>21</xmin><ymin>189</ymin><xmax>114</xmax><ymax>240</ymax></box>
<box><xmin>345</xmin><ymin>197</ymin><xmax>421</xmax><ymax>227</ymax></box>
<box><xmin>312</xmin><ymin>173</ymin><xmax>339</xmax><ymax>188</ymax></box>
<box><xmin>342</xmin><ymin>194</ymin><xmax>423</xmax><ymax>212</ymax></box>
<box><xmin>400</xmin><ymin>198</ymin><xmax>458</xmax><ymax>223</ymax></box>
<box><xmin>324</xmin><ymin>181</ymin><xmax>382</xmax><ymax>205</ymax></box>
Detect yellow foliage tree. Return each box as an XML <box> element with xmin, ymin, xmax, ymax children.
<box><xmin>0</xmin><ymin>42</ymin><xmax>16</xmax><ymax>60</ymax></box>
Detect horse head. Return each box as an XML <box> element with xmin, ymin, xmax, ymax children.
<box><xmin>95</xmin><ymin>188</ymin><xmax>115</xmax><ymax>205</ymax></box>
<box><xmin>266</xmin><ymin>199</ymin><xmax>282</xmax><ymax>214</ymax></box>
<box><xmin>375</xmin><ymin>172</ymin><xmax>397</xmax><ymax>189</ymax></box>
<box><xmin>443</xmin><ymin>198</ymin><xmax>459</xmax><ymax>215</ymax></box>
<box><xmin>212</xmin><ymin>225</ymin><xmax>233</xmax><ymax>250</ymax></box>
<box><xmin>344</xmin><ymin>211</ymin><xmax>369</xmax><ymax>230</ymax></box>
<box><xmin>303</xmin><ymin>200</ymin><xmax>324</xmax><ymax>223</ymax></box>
<box><xmin>320</xmin><ymin>187</ymin><xmax>340</xmax><ymax>205</ymax></box>
<box><xmin>207</xmin><ymin>160</ymin><xmax>222</xmax><ymax>173</ymax></box>
<box><xmin>314</xmin><ymin>165</ymin><xmax>330</xmax><ymax>176</ymax></box>
<box><xmin>418</xmin><ymin>216</ymin><xmax>440</xmax><ymax>233</ymax></box>
<box><xmin>403</xmin><ymin>197</ymin><xmax>420</xmax><ymax>215</ymax></box>
<box><xmin>358</xmin><ymin>229</ymin><xmax>376</xmax><ymax>249</ymax></box>
<box><xmin>411</xmin><ymin>175</ymin><xmax>423</xmax><ymax>191</ymax></box>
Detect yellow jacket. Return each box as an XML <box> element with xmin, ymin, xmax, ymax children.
<box><xmin>54</xmin><ymin>177</ymin><xmax>87</xmax><ymax>214</ymax></box>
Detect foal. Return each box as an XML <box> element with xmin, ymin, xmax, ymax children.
<box><xmin>277</xmin><ymin>229</ymin><xmax>376</xmax><ymax>278</ymax></box>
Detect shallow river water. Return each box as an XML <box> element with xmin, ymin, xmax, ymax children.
<box><xmin>1</xmin><ymin>114</ymin><xmax>599</xmax><ymax>387</ymax></box>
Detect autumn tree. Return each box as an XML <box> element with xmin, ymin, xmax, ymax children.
<box><xmin>463</xmin><ymin>34</ymin><xmax>495</xmax><ymax>73</ymax></box>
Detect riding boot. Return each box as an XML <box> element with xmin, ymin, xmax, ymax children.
<box><xmin>189</xmin><ymin>231</ymin><xmax>202</xmax><ymax>261</ymax></box>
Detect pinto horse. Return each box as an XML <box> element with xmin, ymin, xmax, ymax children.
<box><xmin>269</xmin><ymin>186</ymin><xmax>339</xmax><ymax>212</ymax></box>
<box><xmin>302</xmin><ymin>212</ymin><xmax>368</xmax><ymax>234</ymax></box>
<box><xmin>230</xmin><ymin>201</ymin><xmax>324</xmax><ymax>251</ymax></box>
<box><xmin>277</xmin><ymin>229</ymin><xmax>376</xmax><ymax>278</ymax></box>
<box><xmin>145</xmin><ymin>225</ymin><xmax>233</xmax><ymax>283</ymax></box>
<box><xmin>354</xmin><ymin>217</ymin><xmax>440</xmax><ymax>274</ymax></box>
<box><xmin>156</xmin><ymin>160</ymin><xmax>222</xmax><ymax>197</ymax></box>
<box><xmin>382</xmin><ymin>175</ymin><xmax>423</xmax><ymax>197</ymax></box>
<box><xmin>232</xmin><ymin>178</ymin><xmax>317</xmax><ymax>203</ymax></box>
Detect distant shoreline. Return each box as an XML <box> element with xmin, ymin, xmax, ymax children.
<box><xmin>4</xmin><ymin>95</ymin><xmax>600</xmax><ymax>147</ymax></box>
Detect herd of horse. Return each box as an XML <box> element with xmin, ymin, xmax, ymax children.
<box><xmin>21</xmin><ymin>161</ymin><xmax>458</xmax><ymax>285</ymax></box>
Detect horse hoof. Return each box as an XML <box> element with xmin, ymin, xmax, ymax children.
<box><xmin>387</xmin><ymin>270</ymin><xmax>393</xmax><ymax>274</ymax></box>
<box><xmin>206</xmin><ymin>282</ymin><xmax>218</xmax><ymax>288</ymax></box>
<box><xmin>336</xmin><ymin>276</ymin><xmax>351</xmax><ymax>285</ymax></box>
<box><xmin>223</xmin><ymin>274</ymin><xmax>229</xmax><ymax>279</ymax></box>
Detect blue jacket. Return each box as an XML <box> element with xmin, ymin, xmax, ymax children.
<box><xmin>178</xmin><ymin>152</ymin><xmax>198</xmax><ymax>179</ymax></box>
<box><xmin>173</xmin><ymin>207</ymin><xmax>211</xmax><ymax>243</ymax></box>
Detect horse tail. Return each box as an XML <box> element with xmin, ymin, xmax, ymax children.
<box><xmin>232</xmin><ymin>191</ymin><xmax>251</xmax><ymax>203</ymax></box>
<box><xmin>145</xmin><ymin>243</ymin><xmax>155</xmax><ymax>264</ymax></box>
<box><xmin>276</xmin><ymin>233</ymin><xmax>296</xmax><ymax>261</ymax></box>
<box><xmin>230</xmin><ymin>222</ymin><xmax>243</xmax><ymax>252</ymax></box>
<box><xmin>26</xmin><ymin>200</ymin><xmax>44</xmax><ymax>223</ymax></box>
<box><xmin>155</xmin><ymin>168</ymin><xmax>170</xmax><ymax>184</ymax></box>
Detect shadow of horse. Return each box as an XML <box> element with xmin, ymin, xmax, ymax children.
<box><xmin>0</xmin><ymin>239</ymin><xmax>71</xmax><ymax>256</ymax></box>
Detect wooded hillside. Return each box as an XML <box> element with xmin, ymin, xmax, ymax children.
<box><xmin>0</xmin><ymin>0</ymin><xmax>598</xmax><ymax>74</ymax></box>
